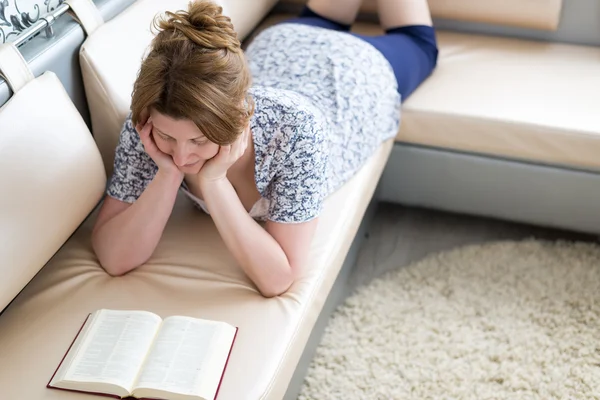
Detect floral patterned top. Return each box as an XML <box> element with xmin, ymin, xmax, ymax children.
<box><xmin>107</xmin><ymin>23</ymin><xmax>401</xmax><ymax>223</ymax></box>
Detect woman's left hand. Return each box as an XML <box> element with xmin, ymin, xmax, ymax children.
<box><xmin>198</xmin><ymin>125</ymin><xmax>249</xmax><ymax>183</ymax></box>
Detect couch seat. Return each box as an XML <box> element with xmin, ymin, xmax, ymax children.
<box><xmin>0</xmin><ymin>136</ymin><xmax>391</xmax><ymax>400</ymax></box>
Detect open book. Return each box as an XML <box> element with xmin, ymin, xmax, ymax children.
<box><xmin>47</xmin><ymin>309</ymin><xmax>238</xmax><ymax>400</ymax></box>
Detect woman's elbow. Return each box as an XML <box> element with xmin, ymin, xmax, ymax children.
<box><xmin>95</xmin><ymin>251</ymin><xmax>130</xmax><ymax>277</ymax></box>
<box><xmin>102</xmin><ymin>262</ymin><xmax>129</xmax><ymax>277</ymax></box>
<box><xmin>92</xmin><ymin>237</ymin><xmax>135</xmax><ymax>277</ymax></box>
<box><xmin>258</xmin><ymin>283</ymin><xmax>293</xmax><ymax>298</ymax></box>
<box><xmin>257</xmin><ymin>270</ymin><xmax>294</xmax><ymax>298</ymax></box>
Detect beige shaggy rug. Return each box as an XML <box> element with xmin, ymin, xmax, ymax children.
<box><xmin>298</xmin><ymin>240</ymin><xmax>600</xmax><ymax>400</ymax></box>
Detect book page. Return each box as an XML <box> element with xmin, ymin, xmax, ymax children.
<box><xmin>194</xmin><ymin>324</ymin><xmax>237</xmax><ymax>399</ymax></box>
<box><xmin>62</xmin><ymin>309</ymin><xmax>162</xmax><ymax>392</ymax></box>
<box><xmin>132</xmin><ymin>316</ymin><xmax>224</xmax><ymax>398</ymax></box>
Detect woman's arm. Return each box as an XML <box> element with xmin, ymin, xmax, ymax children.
<box><xmin>92</xmin><ymin>118</ymin><xmax>184</xmax><ymax>276</ymax></box>
<box><xmin>199</xmin><ymin>177</ymin><xmax>318</xmax><ymax>297</ymax></box>
<box><xmin>196</xmin><ymin>126</ymin><xmax>321</xmax><ymax>297</ymax></box>
<box><xmin>92</xmin><ymin>169</ymin><xmax>183</xmax><ymax>276</ymax></box>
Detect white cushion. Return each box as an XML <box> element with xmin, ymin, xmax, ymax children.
<box><xmin>0</xmin><ymin>71</ymin><xmax>106</xmax><ymax>311</ymax></box>
<box><xmin>396</xmin><ymin>30</ymin><xmax>600</xmax><ymax>171</ymax></box>
<box><xmin>281</xmin><ymin>0</ymin><xmax>564</xmax><ymax>30</ymax></box>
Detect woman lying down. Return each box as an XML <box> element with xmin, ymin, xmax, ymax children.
<box><xmin>91</xmin><ymin>0</ymin><xmax>439</xmax><ymax>297</ymax></box>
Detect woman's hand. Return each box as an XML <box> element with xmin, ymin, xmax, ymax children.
<box><xmin>136</xmin><ymin>119</ymin><xmax>183</xmax><ymax>180</ymax></box>
<box><xmin>198</xmin><ymin>125</ymin><xmax>249</xmax><ymax>183</ymax></box>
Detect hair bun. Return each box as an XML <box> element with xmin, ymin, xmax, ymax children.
<box><xmin>154</xmin><ymin>0</ymin><xmax>240</xmax><ymax>53</ymax></box>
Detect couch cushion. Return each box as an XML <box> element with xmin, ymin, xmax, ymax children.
<box><xmin>280</xmin><ymin>0</ymin><xmax>564</xmax><ymax>30</ymax></box>
<box><xmin>0</xmin><ymin>134</ymin><xmax>392</xmax><ymax>399</ymax></box>
<box><xmin>79</xmin><ymin>0</ymin><xmax>278</xmax><ymax>175</ymax></box>
<box><xmin>0</xmin><ymin>46</ymin><xmax>106</xmax><ymax>312</ymax></box>
<box><xmin>396</xmin><ymin>30</ymin><xmax>600</xmax><ymax>172</ymax></box>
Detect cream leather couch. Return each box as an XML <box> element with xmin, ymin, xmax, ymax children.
<box><xmin>1</xmin><ymin>0</ymin><xmax>599</xmax><ymax>399</ymax></box>
<box><xmin>281</xmin><ymin>0</ymin><xmax>600</xmax><ymax>233</ymax></box>
<box><xmin>0</xmin><ymin>1</ymin><xmax>388</xmax><ymax>399</ymax></box>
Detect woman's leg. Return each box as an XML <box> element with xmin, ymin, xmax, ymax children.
<box><xmin>284</xmin><ymin>0</ymin><xmax>363</xmax><ymax>31</ymax></box>
<box><xmin>306</xmin><ymin>0</ymin><xmax>364</xmax><ymax>27</ymax></box>
<box><xmin>377</xmin><ymin>0</ymin><xmax>433</xmax><ymax>29</ymax></box>
<box><xmin>362</xmin><ymin>27</ymin><xmax>438</xmax><ymax>100</ymax></box>
<box><xmin>353</xmin><ymin>0</ymin><xmax>438</xmax><ymax>100</ymax></box>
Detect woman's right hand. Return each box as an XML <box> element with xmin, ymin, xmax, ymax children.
<box><xmin>136</xmin><ymin>119</ymin><xmax>183</xmax><ymax>180</ymax></box>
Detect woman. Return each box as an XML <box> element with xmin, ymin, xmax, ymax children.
<box><xmin>91</xmin><ymin>0</ymin><xmax>438</xmax><ymax>297</ymax></box>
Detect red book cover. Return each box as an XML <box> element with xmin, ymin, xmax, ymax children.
<box><xmin>212</xmin><ymin>326</ymin><xmax>238</xmax><ymax>400</ymax></box>
<box><xmin>47</xmin><ymin>313</ymin><xmax>238</xmax><ymax>400</ymax></box>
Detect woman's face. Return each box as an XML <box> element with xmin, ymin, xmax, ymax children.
<box><xmin>149</xmin><ymin>109</ymin><xmax>220</xmax><ymax>175</ymax></box>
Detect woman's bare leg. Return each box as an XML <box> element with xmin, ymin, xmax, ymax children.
<box><xmin>306</xmin><ymin>0</ymin><xmax>364</xmax><ymax>26</ymax></box>
<box><xmin>377</xmin><ymin>0</ymin><xmax>433</xmax><ymax>29</ymax></box>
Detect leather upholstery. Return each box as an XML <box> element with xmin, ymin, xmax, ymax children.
<box><xmin>395</xmin><ymin>29</ymin><xmax>600</xmax><ymax>171</ymax></box>
<box><xmin>0</xmin><ymin>67</ymin><xmax>106</xmax><ymax>311</ymax></box>
<box><xmin>0</xmin><ymin>139</ymin><xmax>392</xmax><ymax>399</ymax></box>
<box><xmin>281</xmin><ymin>0</ymin><xmax>565</xmax><ymax>30</ymax></box>
<box><xmin>0</xmin><ymin>44</ymin><xmax>33</xmax><ymax>92</ymax></box>
<box><xmin>3</xmin><ymin>1</ymin><xmax>597</xmax><ymax>399</ymax></box>
<box><xmin>79</xmin><ymin>0</ymin><xmax>278</xmax><ymax>175</ymax></box>
<box><xmin>425</xmin><ymin>0</ymin><xmax>563</xmax><ymax>30</ymax></box>
<box><xmin>64</xmin><ymin>0</ymin><xmax>105</xmax><ymax>36</ymax></box>
<box><xmin>0</xmin><ymin>3</ymin><xmax>394</xmax><ymax>399</ymax></box>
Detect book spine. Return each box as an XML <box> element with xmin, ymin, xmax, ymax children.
<box><xmin>46</xmin><ymin>313</ymin><xmax>91</xmax><ymax>388</ymax></box>
<box><xmin>213</xmin><ymin>327</ymin><xmax>239</xmax><ymax>400</ymax></box>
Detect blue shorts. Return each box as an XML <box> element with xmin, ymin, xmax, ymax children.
<box><xmin>281</xmin><ymin>6</ymin><xmax>439</xmax><ymax>101</ymax></box>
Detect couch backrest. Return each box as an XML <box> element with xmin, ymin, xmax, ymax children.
<box><xmin>281</xmin><ymin>0</ymin><xmax>564</xmax><ymax>31</ymax></box>
<box><xmin>426</xmin><ymin>0</ymin><xmax>563</xmax><ymax>31</ymax></box>
<box><xmin>0</xmin><ymin>43</ymin><xmax>106</xmax><ymax>312</ymax></box>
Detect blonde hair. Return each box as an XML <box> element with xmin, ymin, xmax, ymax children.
<box><xmin>130</xmin><ymin>0</ymin><xmax>254</xmax><ymax>145</ymax></box>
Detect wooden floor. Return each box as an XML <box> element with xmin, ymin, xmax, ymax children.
<box><xmin>347</xmin><ymin>202</ymin><xmax>598</xmax><ymax>294</ymax></box>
